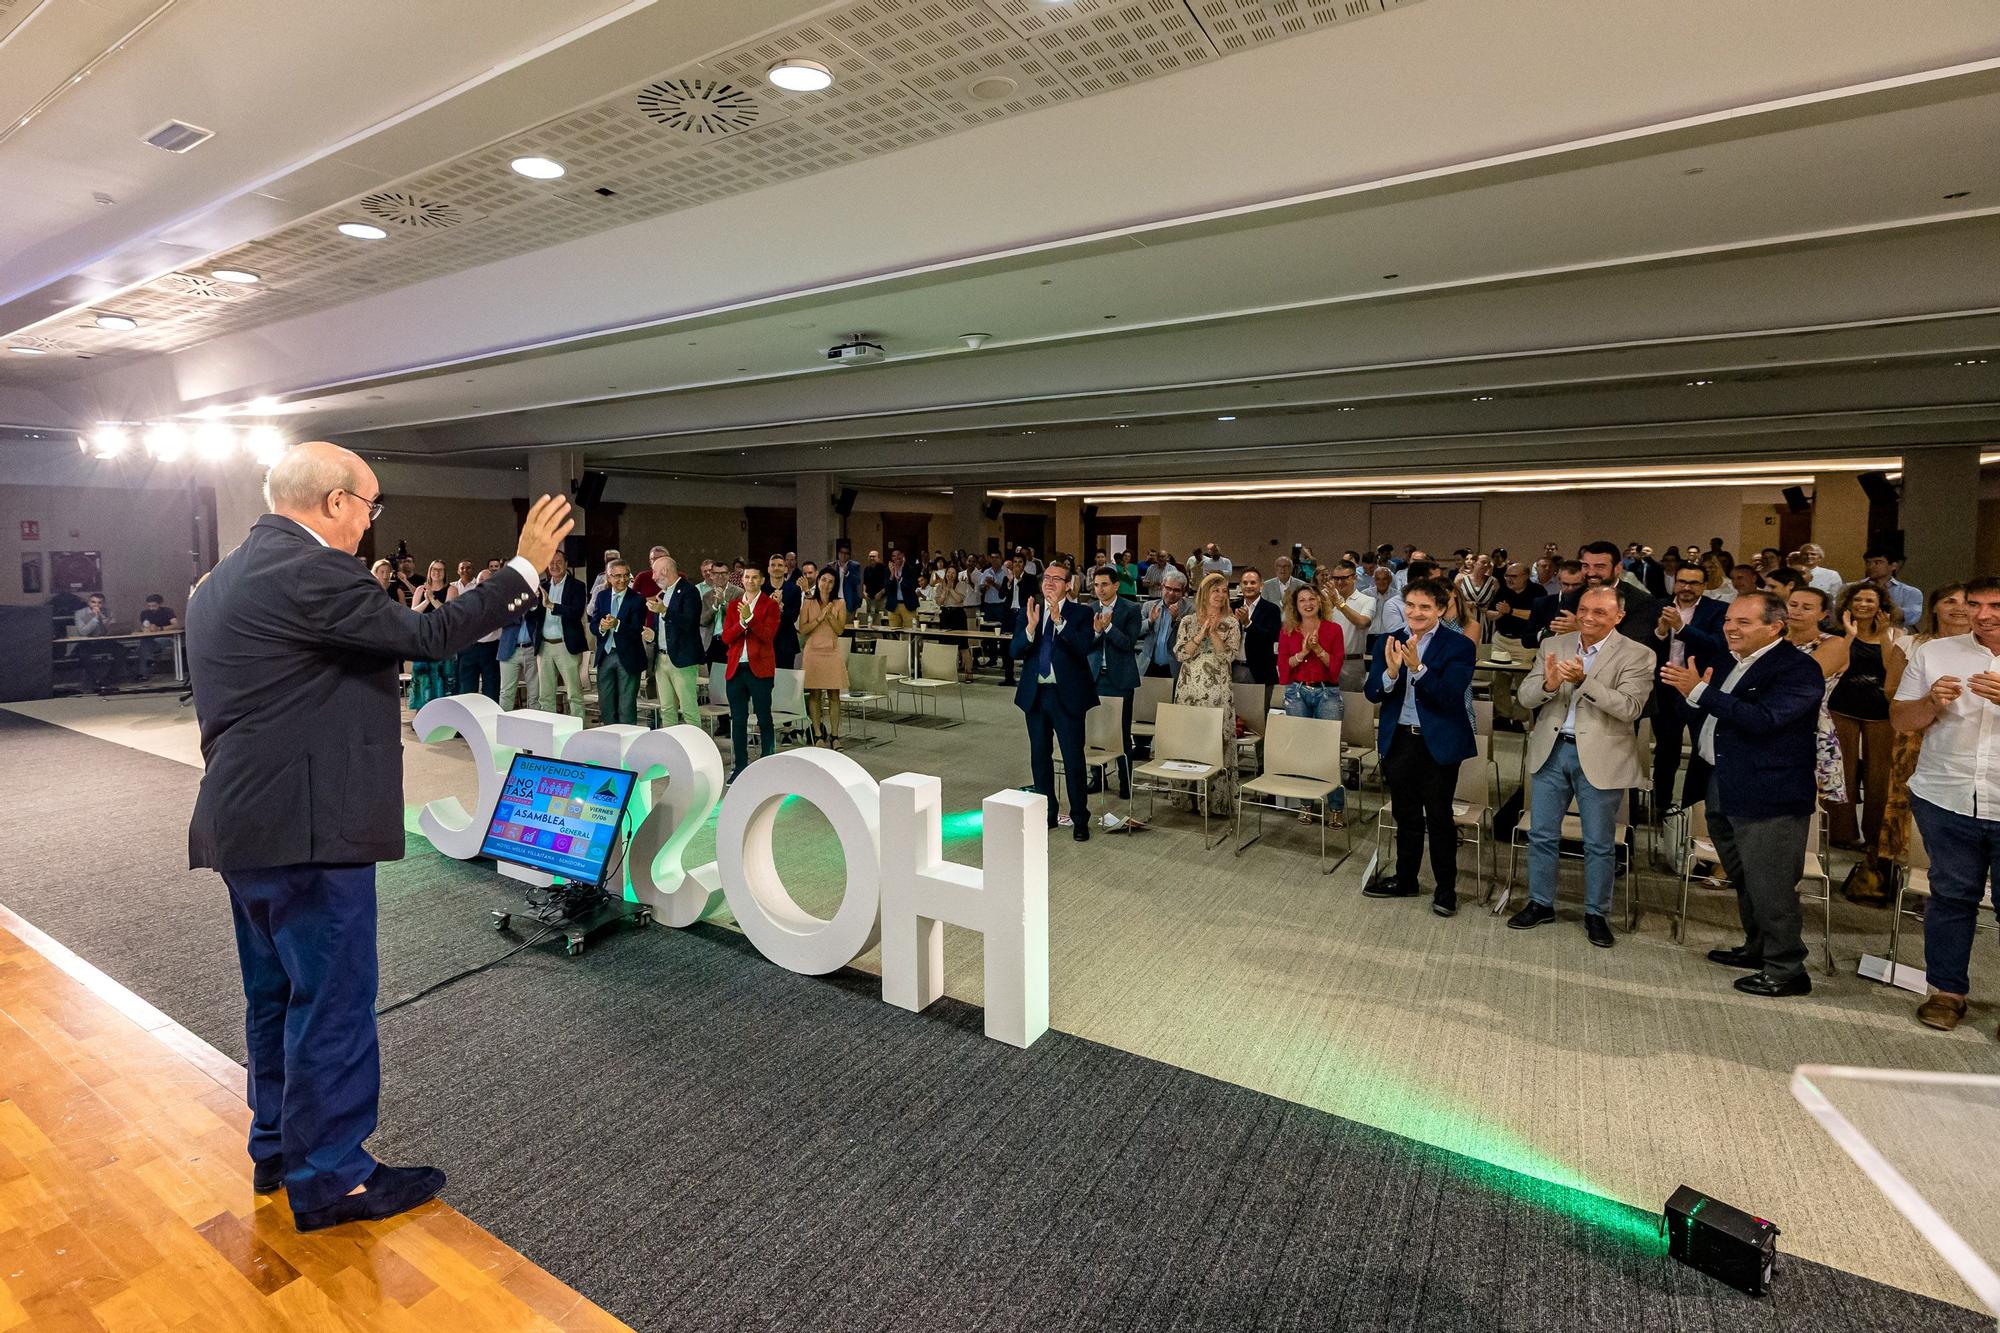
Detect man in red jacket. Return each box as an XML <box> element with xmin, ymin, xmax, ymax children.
<box><xmin>721</xmin><ymin>563</ymin><xmax>780</xmax><ymax>779</ymax></box>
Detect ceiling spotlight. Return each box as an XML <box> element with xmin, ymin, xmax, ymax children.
<box><xmin>192</xmin><ymin>422</ymin><xmax>236</xmax><ymax>461</ymax></box>
<box><xmin>1472</xmin><ymin>395</ymin><xmax>1495</xmax><ymax>402</ymax></box>
<box><xmin>210</xmin><ymin>268</ymin><xmax>260</xmax><ymax>284</ymax></box>
<box><xmin>8</xmin><ymin>345</ymin><xmax>46</xmax><ymax>355</ymax></box>
<box><xmin>244</xmin><ymin>425</ymin><xmax>286</xmax><ymax>465</ymax></box>
<box><xmin>510</xmin><ymin>156</ymin><xmax>565</xmax><ymax>180</ymax></box>
<box><xmin>1954</xmin><ymin>358</ymin><xmax>1990</xmax><ymax>366</ymax></box>
<box><xmin>143</xmin><ymin>423</ymin><xmax>186</xmax><ymax>461</ymax></box>
<box><xmin>1687</xmin><ymin>379</ymin><xmax>1715</xmax><ymax>386</ymax></box>
<box><xmin>94</xmin><ymin>313</ymin><xmax>138</xmax><ymax>331</ymax></box>
<box><xmin>337</xmin><ymin>222</ymin><xmax>387</xmax><ymax>240</ymax></box>
<box><xmin>89</xmin><ymin>425</ymin><xmax>129</xmax><ymax>458</ymax></box>
<box><xmin>767</xmin><ymin>59</ymin><xmax>833</xmax><ymax>92</ymax></box>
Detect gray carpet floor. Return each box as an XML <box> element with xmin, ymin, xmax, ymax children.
<box><xmin>0</xmin><ymin>710</ymin><xmax>1984</xmax><ymax>1331</ymax></box>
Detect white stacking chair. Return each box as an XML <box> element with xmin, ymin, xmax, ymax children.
<box><xmin>1128</xmin><ymin>674</ymin><xmax>1173</xmax><ymax>747</ymax></box>
<box><xmin>766</xmin><ymin>667</ymin><xmax>809</xmax><ymax>747</ymax></box>
<box><xmin>1055</xmin><ymin>696</ymin><xmax>1126</xmax><ymax>805</ymax></box>
<box><xmin>840</xmin><ymin>648</ymin><xmax>896</xmax><ymax>743</ymax></box>
<box><xmin>1339</xmin><ymin>691</ymin><xmax>1380</xmax><ymax>806</ymax></box>
<box><xmin>877</xmin><ymin>636</ymin><xmax>913</xmax><ymax>683</ymax></box>
<box><xmin>1234</xmin><ymin>714</ymin><xmax>1346</xmax><ymax>872</ymax></box>
<box><xmin>895</xmin><ymin>642</ymin><xmax>967</xmax><ymax>721</ymax></box>
<box><xmin>1132</xmin><ymin>703</ymin><xmax>1227</xmax><ymax>848</ymax></box>
<box><xmin>697</xmin><ymin>662</ymin><xmax>731</xmax><ymax>734</ymax></box>
<box><xmin>1232</xmin><ymin>683</ymin><xmax>1272</xmax><ymax>775</ymax></box>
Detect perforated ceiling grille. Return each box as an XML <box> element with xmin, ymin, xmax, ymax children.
<box><xmin>0</xmin><ymin>0</ymin><xmax>1419</xmax><ymax>368</ymax></box>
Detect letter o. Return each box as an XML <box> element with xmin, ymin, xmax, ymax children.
<box><xmin>715</xmin><ymin>748</ymin><xmax>881</xmax><ymax>975</ymax></box>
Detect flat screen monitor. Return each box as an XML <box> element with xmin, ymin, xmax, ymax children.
<box><xmin>479</xmin><ymin>752</ymin><xmax>637</xmax><ymax>885</ymax></box>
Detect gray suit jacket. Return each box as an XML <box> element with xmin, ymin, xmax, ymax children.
<box><xmin>1516</xmin><ymin>629</ymin><xmax>1652</xmax><ymax>791</ymax></box>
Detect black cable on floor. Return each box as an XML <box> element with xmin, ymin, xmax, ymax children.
<box><xmin>376</xmin><ymin>926</ymin><xmax>560</xmax><ymax>1017</ymax></box>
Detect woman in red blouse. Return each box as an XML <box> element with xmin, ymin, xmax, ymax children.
<box><xmin>1278</xmin><ymin>582</ymin><xmax>1347</xmax><ymax>825</ymax></box>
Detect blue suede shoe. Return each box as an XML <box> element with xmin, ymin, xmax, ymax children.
<box><xmin>253</xmin><ymin>1155</ymin><xmax>285</xmax><ymax>1193</ymax></box>
<box><xmin>292</xmin><ymin>1163</ymin><xmax>446</xmax><ymax>1232</ymax></box>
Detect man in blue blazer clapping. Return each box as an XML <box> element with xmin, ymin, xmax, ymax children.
<box><xmin>1364</xmin><ymin>578</ymin><xmax>1478</xmax><ymax>916</ymax></box>
<box><xmin>1014</xmin><ymin>557</ymin><xmax>1100</xmax><ymax>840</ymax></box>
<box><xmin>1086</xmin><ymin>564</ymin><xmax>1142</xmax><ymax>800</ymax></box>
<box><xmin>589</xmin><ymin>558</ymin><xmax>650</xmax><ymax>725</ymax></box>
<box><xmin>1661</xmin><ymin>589</ymin><xmax>1826</xmax><ymax>997</ymax></box>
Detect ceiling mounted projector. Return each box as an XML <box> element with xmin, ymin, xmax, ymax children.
<box><xmin>826</xmin><ymin>338</ymin><xmax>884</xmax><ymax>366</ymax></box>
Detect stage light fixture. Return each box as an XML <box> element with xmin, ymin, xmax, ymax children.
<box><xmin>192</xmin><ymin>422</ymin><xmax>237</xmax><ymax>461</ymax></box>
<box><xmin>1664</xmin><ymin>1186</ymin><xmax>1778</xmax><ymax>1296</ymax></box>
<box><xmin>337</xmin><ymin>222</ymin><xmax>387</xmax><ymax>240</ymax></box>
<box><xmin>510</xmin><ymin>156</ymin><xmax>565</xmax><ymax>180</ymax></box>
<box><xmin>767</xmin><ymin>59</ymin><xmax>833</xmax><ymax>91</ymax></box>
<box><xmin>143</xmin><ymin>422</ymin><xmax>186</xmax><ymax>461</ymax></box>
<box><xmin>245</xmin><ymin>425</ymin><xmax>286</xmax><ymax>465</ymax></box>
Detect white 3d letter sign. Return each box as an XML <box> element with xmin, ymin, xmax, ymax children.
<box><xmin>411</xmin><ymin>698</ymin><xmax>1050</xmax><ymax>1048</ymax></box>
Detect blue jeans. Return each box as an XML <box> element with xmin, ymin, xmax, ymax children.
<box><xmin>1283</xmin><ymin>682</ymin><xmax>1344</xmax><ymax>810</ymax></box>
<box><xmin>1527</xmin><ymin>737</ymin><xmax>1621</xmax><ymax>915</ymax></box>
<box><xmin>1910</xmin><ymin>796</ymin><xmax>2000</xmax><ymax>995</ymax></box>
<box><xmin>221</xmin><ymin>863</ymin><xmax>380</xmax><ymax>1213</ymax></box>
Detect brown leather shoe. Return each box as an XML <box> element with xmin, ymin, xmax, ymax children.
<box><xmin>1918</xmin><ymin>992</ymin><xmax>1968</xmax><ymax>1031</ymax></box>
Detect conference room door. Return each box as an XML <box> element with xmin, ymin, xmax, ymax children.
<box><xmin>1369</xmin><ymin>500</ymin><xmax>1482</xmax><ymax>559</ymax></box>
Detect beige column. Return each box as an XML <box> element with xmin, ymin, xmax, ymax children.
<box><xmin>795</xmin><ymin>470</ymin><xmax>835</xmax><ymax>566</ymax></box>
<box><xmin>951</xmin><ymin>486</ymin><xmax>987</xmax><ymax>555</ymax></box>
<box><xmin>1055</xmin><ymin>497</ymin><xmax>1084</xmax><ymax>565</ymax></box>
<box><xmin>212</xmin><ymin>466</ymin><xmax>269</xmax><ymax>563</ymax></box>
<box><xmin>1809</xmin><ymin>473</ymin><xmax>1869</xmax><ymax>583</ymax></box>
<box><xmin>527</xmin><ymin>447</ymin><xmax>582</xmax><ymax>531</ymax></box>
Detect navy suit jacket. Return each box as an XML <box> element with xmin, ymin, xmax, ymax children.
<box><xmin>526</xmin><ymin>574</ymin><xmax>588</xmax><ymax>655</ymax></box>
<box><xmin>590</xmin><ymin>587</ymin><xmax>650</xmax><ymax>675</ymax></box>
<box><xmin>1655</xmin><ymin>596</ymin><xmax>1728</xmax><ymax>667</ymax></box>
<box><xmin>1012</xmin><ymin>599</ymin><xmax>1100</xmax><ymax>718</ymax></box>
<box><xmin>1086</xmin><ymin>597</ymin><xmax>1142</xmax><ymax>695</ymax></box>
<box><xmin>1241</xmin><ymin>596</ymin><xmax>1282</xmax><ymax>685</ymax></box>
<box><xmin>187</xmin><ymin>514</ymin><xmax>533</xmax><ymax>870</ymax></box>
<box><xmin>1683</xmin><ymin>638</ymin><xmax>1824</xmax><ymax>819</ymax></box>
<box><xmin>836</xmin><ymin>559</ymin><xmax>864</xmax><ymax>611</ymax></box>
<box><xmin>1364</xmin><ymin>627</ymin><xmax>1477</xmax><ymax>764</ymax></box>
<box><xmin>648</xmin><ymin>576</ymin><xmax>705</xmax><ymax>669</ymax></box>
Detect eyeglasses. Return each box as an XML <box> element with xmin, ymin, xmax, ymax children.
<box><xmin>330</xmin><ymin>488</ymin><xmax>385</xmax><ymax>522</ymax></box>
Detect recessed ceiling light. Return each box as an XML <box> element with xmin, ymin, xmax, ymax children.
<box><xmin>1687</xmin><ymin>379</ymin><xmax>1715</xmax><ymax>386</ymax></box>
<box><xmin>210</xmin><ymin>268</ymin><xmax>260</xmax><ymax>284</ymax></box>
<box><xmin>8</xmin><ymin>345</ymin><xmax>46</xmax><ymax>355</ymax></box>
<box><xmin>94</xmin><ymin>313</ymin><xmax>137</xmax><ymax>331</ymax></box>
<box><xmin>767</xmin><ymin>59</ymin><xmax>833</xmax><ymax>92</ymax></box>
<box><xmin>1216</xmin><ymin>415</ymin><xmax>1236</xmax><ymax>421</ymax></box>
<box><xmin>1337</xmin><ymin>406</ymin><xmax>1357</xmax><ymax>412</ymax></box>
<box><xmin>511</xmin><ymin>156</ymin><xmax>565</xmax><ymax>180</ymax></box>
<box><xmin>143</xmin><ymin>423</ymin><xmax>186</xmax><ymax>461</ymax></box>
<box><xmin>1471</xmin><ymin>395</ymin><xmax>1494</xmax><ymax>402</ymax></box>
<box><xmin>89</xmin><ymin>425</ymin><xmax>129</xmax><ymax>458</ymax></box>
<box><xmin>1955</xmin><ymin>358</ymin><xmax>1990</xmax><ymax>366</ymax></box>
<box><xmin>337</xmin><ymin>222</ymin><xmax>387</xmax><ymax>240</ymax></box>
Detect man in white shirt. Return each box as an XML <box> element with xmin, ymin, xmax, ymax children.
<box><xmin>1799</xmin><ymin>543</ymin><xmax>1843</xmax><ymax>598</ymax></box>
<box><xmin>1893</xmin><ymin>576</ymin><xmax>2000</xmax><ymax>1032</ymax></box>
<box><xmin>1198</xmin><ymin>543</ymin><xmax>1233</xmax><ymax>579</ymax></box>
<box><xmin>1322</xmin><ymin>560</ymin><xmax>1376</xmax><ymax>692</ymax></box>
<box><xmin>1709</xmin><ymin>563</ymin><xmax>1759</xmax><ymax>604</ymax></box>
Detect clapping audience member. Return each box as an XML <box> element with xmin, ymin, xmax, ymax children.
<box><xmin>1143</xmin><ymin>568</ymin><xmax>1190</xmax><ymax>681</ymax></box>
<box><xmin>796</xmin><ymin>568</ymin><xmax>848</xmax><ymax>747</ymax></box>
<box><xmin>1087</xmin><ymin>566</ymin><xmax>1142</xmax><ymax>799</ymax></box>
<box><xmin>643</xmin><ymin>553</ymin><xmax>704</xmax><ymax>728</ymax></box>
<box><xmin>1661</xmin><ymin>591</ymin><xmax>1826</xmax><ymax>997</ymax></box>
<box><xmin>1852</xmin><ymin>548</ymin><xmax>1922</xmax><ymax>630</ymax></box>
<box><xmin>1233</xmin><ymin>568</ymin><xmax>1281</xmax><ymax>701</ymax></box>
<box><xmin>1485</xmin><ymin>561</ymin><xmax>1544</xmax><ymax>650</ymax></box>
<box><xmin>1013</xmin><ymin>559</ymin><xmax>1098</xmax><ymax>839</ymax></box>
<box><xmin>1509</xmin><ymin>586</ymin><xmax>1654</xmax><ymax>947</ymax></box>
<box><xmin>409</xmin><ymin>561</ymin><xmax>455</xmax><ymax>706</ymax></box>
<box><xmin>589</xmin><ymin>559</ymin><xmax>647</xmax><ymax>725</ymax></box>
<box><xmin>1892</xmin><ymin>577</ymin><xmax>2000</xmax><ymax>1032</ymax></box>
<box><xmin>1363</xmin><ymin>579</ymin><xmax>1478</xmax><ymax>917</ymax></box>
<box><xmin>1175</xmin><ymin>573</ymin><xmax>1242</xmax><ymax>782</ymax></box>
<box><xmin>1878</xmin><ymin>584</ymin><xmax>1971</xmax><ymax>890</ymax></box>
<box><xmin>1825</xmin><ymin>583</ymin><xmax>1904</xmax><ymax>900</ymax></box>
<box><xmin>1279</xmin><ymin>582</ymin><xmax>1346</xmax><ymax>827</ymax></box>
<box><xmin>1321</xmin><ymin>560</ymin><xmax>1375</xmax><ymax>691</ymax></box>
<box><xmin>721</xmin><ymin>564</ymin><xmax>780</xmax><ymax>780</ymax></box>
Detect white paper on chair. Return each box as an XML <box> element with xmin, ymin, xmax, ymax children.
<box><xmin>1452</xmin><ymin>799</ymin><xmax>1471</xmax><ymax>817</ymax></box>
<box><xmin>1158</xmin><ymin>760</ymin><xmax>1209</xmax><ymax>774</ymax></box>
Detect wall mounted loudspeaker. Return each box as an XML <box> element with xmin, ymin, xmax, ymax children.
<box><xmin>983</xmin><ymin>498</ymin><xmax>1004</xmax><ymax>520</ymax></box>
<box><xmin>1857</xmin><ymin>471</ymin><xmax>1899</xmax><ymax>505</ymax></box>
<box><xmin>572</xmin><ymin>469</ymin><xmax>609</xmax><ymax>509</ymax></box>
<box><xmin>834</xmin><ymin>487</ymin><xmax>858</xmax><ymax>517</ymax></box>
<box><xmin>1781</xmin><ymin>485</ymin><xmax>1811</xmax><ymax>514</ymax></box>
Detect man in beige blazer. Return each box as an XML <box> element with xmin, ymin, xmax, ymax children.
<box><xmin>1507</xmin><ymin>584</ymin><xmax>1654</xmax><ymax>946</ymax></box>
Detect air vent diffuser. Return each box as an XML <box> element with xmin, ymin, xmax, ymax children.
<box><xmin>358</xmin><ymin>191</ymin><xmax>467</xmax><ymax>230</ymax></box>
<box><xmin>142</xmin><ymin>120</ymin><xmax>213</xmax><ymax>153</ymax></box>
<box><xmin>635</xmin><ymin>78</ymin><xmax>762</xmax><ymax>135</ymax></box>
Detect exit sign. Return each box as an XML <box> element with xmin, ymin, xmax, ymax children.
<box><xmin>19</xmin><ymin>521</ymin><xmax>38</xmax><ymax>542</ymax></box>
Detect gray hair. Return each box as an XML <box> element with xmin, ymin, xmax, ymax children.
<box><xmin>263</xmin><ymin>444</ymin><xmax>360</xmax><ymax>513</ymax></box>
<box><xmin>1161</xmin><ymin>568</ymin><xmax>1188</xmax><ymax>589</ymax></box>
<box><xmin>649</xmin><ymin>545</ymin><xmax>668</xmax><ymax>558</ymax></box>
<box><xmin>1740</xmin><ymin>590</ymin><xmax>1788</xmax><ymax>625</ymax></box>
<box><xmin>605</xmin><ymin>559</ymin><xmax>630</xmax><ymax>574</ymax></box>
